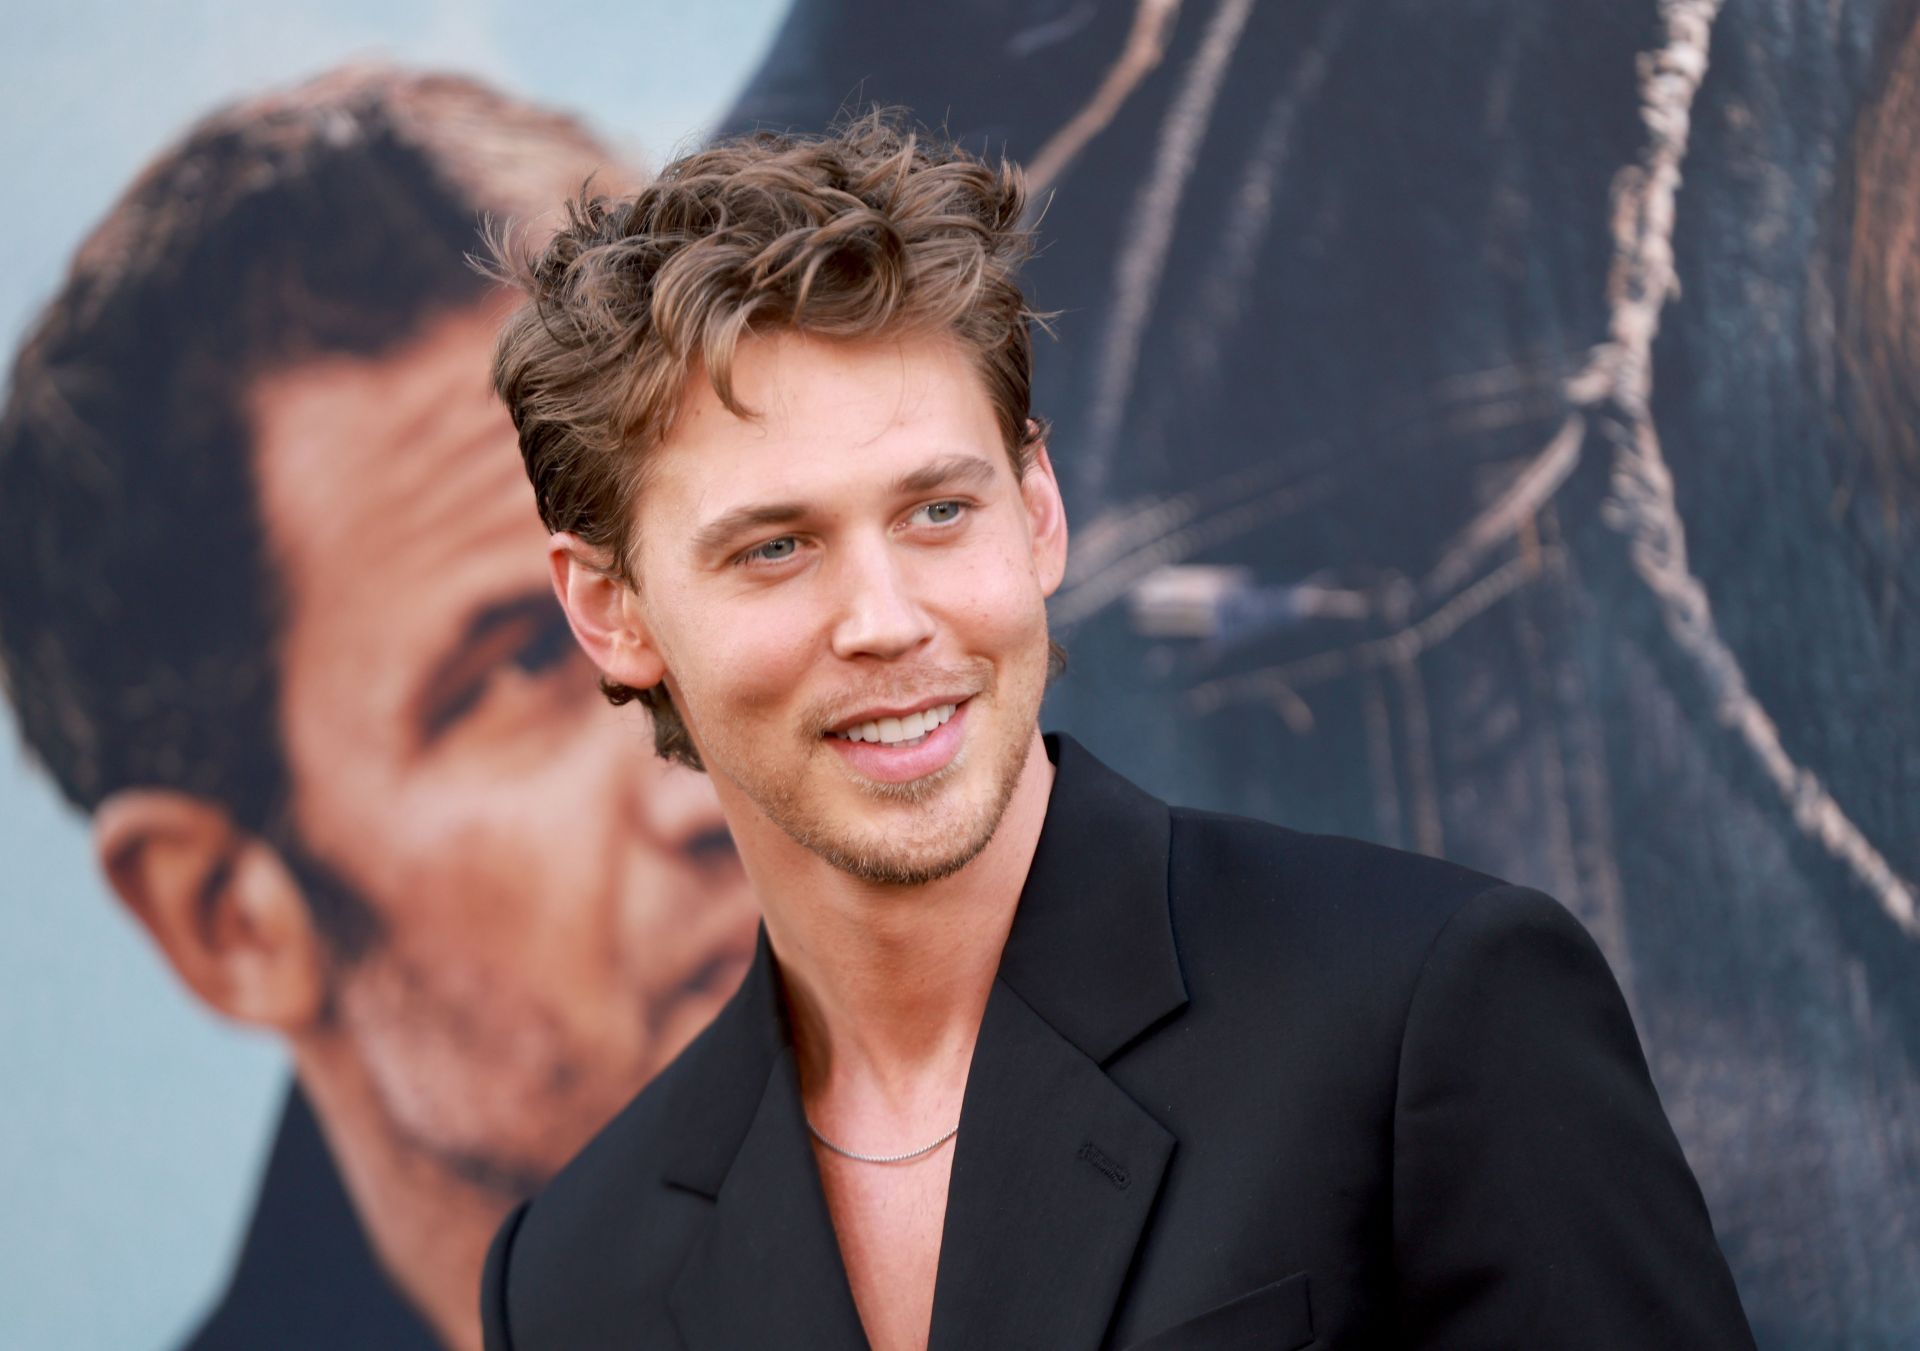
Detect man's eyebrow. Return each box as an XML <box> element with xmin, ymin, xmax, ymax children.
<box><xmin>690</xmin><ymin>502</ymin><xmax>810</xmax><ymax>559</ymax></box>
<box><xmin>892</xmin><ymin>453</ymin><xmax>1000</xmax><ymax>496</ymax></box>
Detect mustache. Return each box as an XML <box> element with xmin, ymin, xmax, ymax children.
<box><xmin>800</xmin><ymin>658</ymin><xmax>996</xmax><ymax>735</ymax></box>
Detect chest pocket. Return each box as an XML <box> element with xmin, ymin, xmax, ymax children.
<box><xmin>1118</xmin><ymin>1272</ymin><xmax>1314</xmax><ymax>1351</ymax></box>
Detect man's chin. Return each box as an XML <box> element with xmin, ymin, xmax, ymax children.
<box><xmin>818</xmin><ymin>828</ymin><xmax>997</xmax><ymax>888</ymax></box>
<box><xmin>805</xmin><ymin>747</ymin><xmax>1031</xmax><ymax>886</ymax></box>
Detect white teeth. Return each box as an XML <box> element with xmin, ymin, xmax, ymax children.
<box><xmin>833</xmin><ymin>702</ymin><xmax>960</xmax><ymax>745</ymax></box>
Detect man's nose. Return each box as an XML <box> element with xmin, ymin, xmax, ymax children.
<box><xmin>828</xmin><ymin>536</ymin><xmax>935</xmax><ymax>662</ymax></box>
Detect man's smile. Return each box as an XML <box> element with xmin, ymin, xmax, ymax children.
<box><xmin>825</xmin><ymin>697</ymin><xmax>971</xmax><ymax>784</ymax></box>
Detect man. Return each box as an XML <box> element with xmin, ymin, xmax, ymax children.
<box><xmin>479</xmin><ymin>115</ymin><xmax>1754</xmax><ymax>1348</ymax></box>
<box><xmin>0</xmin><ymin>69</ymin><xmax>759</xmax><ymax>1350</ymax></box>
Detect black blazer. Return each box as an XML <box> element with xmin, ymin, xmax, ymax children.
<box><xmin>482</xmin><ymin>735</ymin><xmax>1753</xmax><ymax>1349</ymax></box>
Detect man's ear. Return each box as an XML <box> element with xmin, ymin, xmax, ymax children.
<box><xmin>1020</xmin><ymin>441</ymin><xmax>1069</xmax><ymax>598</ymax></box>
<box><xmin>93</xmin><ymin>790</ymin><xmax>328</xmax><ymax>1031</ymax></box>
<box><xmin>548</xmin><ymin>532</ymin><xmax>668</xmax><ymax>690</ymax></box>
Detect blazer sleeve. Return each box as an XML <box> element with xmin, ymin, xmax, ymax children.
<box><xmin>1390</xmin><ymin>884</ymin><xmax>1754</xmax><ymax>1348</ymax></box>
<box><xmin>480</xmin><ymin>1199</ymin><xmax>530</xmax><ymax>1351</ymax></box>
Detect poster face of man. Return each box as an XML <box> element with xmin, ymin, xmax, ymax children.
<box><xmin>0</xmin><ymin>69</ymin><xmax>760</xmax><ymax>1350</ymax></box>
<box><xmin>248</xmin><ymin>306</ymin><xmax>755</xmax><ymax>1197</ymax></box>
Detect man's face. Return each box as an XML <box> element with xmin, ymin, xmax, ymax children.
<box><xmin>624</xmin><ymin>333</ymin><xmax>1066</xmax><ymax>886</ymax></box>
<box><xmin>250</xmin><ymin>305</ymin><xmax>759</xmax><ymax>1195</ymax></box>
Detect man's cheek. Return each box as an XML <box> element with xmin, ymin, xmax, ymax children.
<box><xmin>697</xmin><ymin>629</ymin><xmax>816</xmax><ymax>715</ymax></box>
<box><xmin>953</xmin><ymin>579</ymin><xmax>1045</xmax><ymax>650</ymax></box>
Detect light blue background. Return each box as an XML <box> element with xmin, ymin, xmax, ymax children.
<box><xmin>0</xmin><ymin>4</ymin><xmax>786</xmax><ymax>1346</ymax></box>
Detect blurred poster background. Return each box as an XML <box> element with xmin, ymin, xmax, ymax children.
<box><xmin>0</xmin><ymin>6</ymin><xmax>786</xmax><ymax>1349</ymax></box>
<box><xmin>4</xmin><ymin>2</ymin><xmax>1917</xmax><ymax>1348</ymax></box>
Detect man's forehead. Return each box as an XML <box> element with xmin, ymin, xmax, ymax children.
<box><xmin>661</xmin><ymin>335</ymin><xmax>1001</xmax><ymax>480</ymax></box>
<box><xmin>686</xmin><ymin>331</ymin><xmax>986</xmax><ymax>429</ymax></box>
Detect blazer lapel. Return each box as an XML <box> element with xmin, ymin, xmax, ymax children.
<box><xmin>664</xmin><ymin>934</ymin><xmax>868</xmax><ymax>1350</ymax></box>
<box><xmin>668</xmin><ymin>1045</ymin><xmax>867</xmax><ymax>1350</ymax></box>
<box><xmin>928</xmin><ymin>735</ymin><xmax>1190</xmax><ymax>1351</ymax></box>
<box><xmin>928</xmin><ymin>979</ymin><xmax>1176</xmax><ymax>1351</ymax></box>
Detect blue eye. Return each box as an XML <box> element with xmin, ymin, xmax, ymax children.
<box><xmin>917</xmin><ymin>500</ymin><xmax>967</xmax><ymax>526</ymax></box>
<box><xmin>742</xmin><ymin>536</ymin><xmax>799</xmax><ymax>565</ymax></box>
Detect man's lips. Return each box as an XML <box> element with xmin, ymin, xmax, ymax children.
<box><xmin>825</xmin><ymin>698</ymin><xmax>970</xmax><ymax>784</ymax></box>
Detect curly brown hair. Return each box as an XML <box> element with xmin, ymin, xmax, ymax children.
<box><xmin>487</xmin><ymin>109</ymin><xmax>1051</xmax><ymax>769</ymax></box>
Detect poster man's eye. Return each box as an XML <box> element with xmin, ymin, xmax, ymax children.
<box><xmin>419</xmin><ymin>598</ymin><xmax>583</xmax><ymax>743</ymax></box>
<box><xmin>513</xmin><ymin>609</ymin><xmax>576</xmax><ymax>675</ymax></box>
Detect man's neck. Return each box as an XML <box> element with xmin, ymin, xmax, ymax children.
<box><xmin>749</xmin><ymin>731</ymin><xmax>1056</xmax><ymax>1125</ymax></box>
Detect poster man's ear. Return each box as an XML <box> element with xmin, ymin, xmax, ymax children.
<box><xmin>548</xmin><ymin>532</ymin><xmax>668</xmax><ymax>690</ymax></box>
<box><xmin>93</xmin><ymin>789</ymin><xmax>328</xmax><ymax>1031</ymax></box>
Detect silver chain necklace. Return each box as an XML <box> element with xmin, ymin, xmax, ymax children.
<box><xmin>805</xmin><ymin>1116</ymin><xmax>959</xmax><ymax>1165</ymax></box>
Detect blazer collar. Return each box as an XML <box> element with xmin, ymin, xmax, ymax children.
<box><xmin>993</xmin><ymin>731</ymin><xmax>1189</xmax><ymax>1063</ymax></box>
<box><xmin>660</xmin><ymin>928</ymin><xmax>872</xmax><ymax>1347</ymax></box>
<box><xmin>929</xmin><ymin>733</ymin><xmax>1188</xmax><ymax>1350</ymax></box>
<box><xmin>660</xmin><ymin>732</ymin><xmax>1191</xmax><ymax>1350</ymax></box>
<box><xmin>658</xmin><ymin>922</ymin><xmax>791</xmax><ymax>1199</ymax></box>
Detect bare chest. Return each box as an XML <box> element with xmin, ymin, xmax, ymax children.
<box><xmin>816</xmin><ymin>1146</ymin><xmax>955</xmax><ymax>1351</ymax></box>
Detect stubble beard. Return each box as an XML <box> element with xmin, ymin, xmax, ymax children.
<box><xmin>709</xmin><ymin>642</ymin><xmax>1049</xmax><ymax>887</ymax></box>
<box><xmin>780</xmin><ymin>731</ymin><xmax>1026</xmax><ymax>886</ymax></box>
